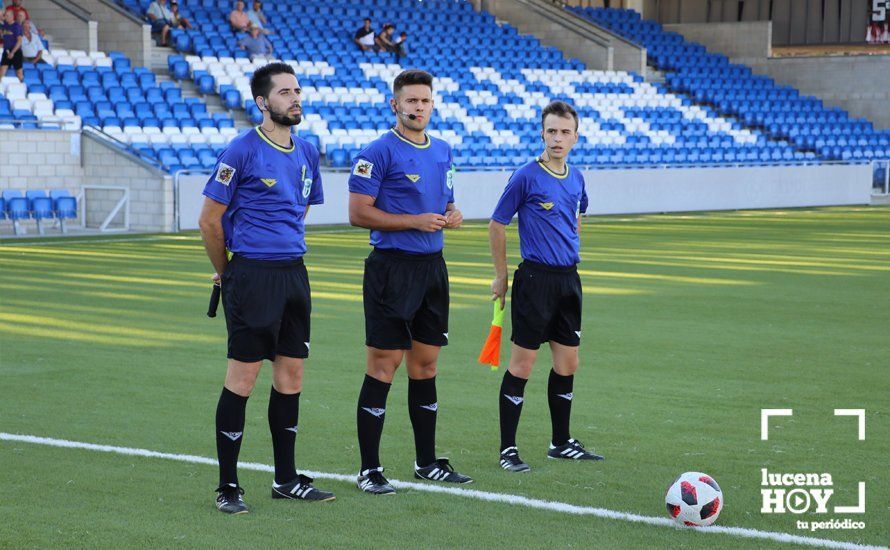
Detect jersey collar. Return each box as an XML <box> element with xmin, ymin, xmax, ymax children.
<box><xmin>390</xmin><ymin>128</ymin><xmax>431</xmax><ymax>149</ymax></box>
<box><xmin>536</xmin><ymin>158</ymin><xmax>569</xmax><ymax>179</ymax></box>
<box><xmin>255</xmin><ymin>127</ymin><xmax>295</xmax><ymax>153</ymax></box>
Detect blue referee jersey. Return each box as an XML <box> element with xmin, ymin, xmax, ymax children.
<box><xmin>203</xmin><ymin>128</ymin><xmax>324</xmax><ymax>260</ymax></box>
<box><xmin>491</xmin><ymin>159</ymin><xmax>588</xmax><ymax>267</ymax></box>
<box><xmin>348</xmin><ymin>129</ymin><xmax>455</xmax><ymax>254</ymax></box>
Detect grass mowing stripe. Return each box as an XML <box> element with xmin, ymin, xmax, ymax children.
<box><xmin>1</xmin><ymin>432</ymin><xmax>884</xmax><ymax>550</ymax></box>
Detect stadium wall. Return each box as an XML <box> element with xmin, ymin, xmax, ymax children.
<box><xmin>664</xmin><ymin>21</ymin><xmax>771</xmax><ymax>58</ymax></box>
<box><xmin>27</xmin><ymin>0</ymin><xmax>98</xmax><ymax>53</ymax></box>
<box><xmin>482</xmin><ymin>0</ymin><xmax>646</xmax><ymax>73</ymax></box>
<box><xmin>75</xmin><ymin>0</ymin><xmax>152</xmax><ymax>67</ymax></box>
<box><xmin>0</xmin><ymin>130</ymin><xmax>172</xmax><ymax>232</ymax></box>
<box><xmin>176</xmin><ymin>164</ymin><xmax>872</xmax><ymax>230</ymax></box>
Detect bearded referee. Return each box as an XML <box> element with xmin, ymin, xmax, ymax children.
<box><xmin>199</xmin><ymin>62</ymin><xmax>334</xmax><ymax>514</ymax></box>
<box><xmin>348</xmin><ymin>69</ymin><xmax>472</xmax><ymax>494</ymax></box>
<box><xmin>488</xmin><ymin>100</ymin><xmax>604</xmax><ymax>473</ymax></box>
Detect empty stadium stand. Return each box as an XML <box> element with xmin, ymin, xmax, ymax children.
<box><xmin>570</xmin><ymin>7</ymin><xmax>890</xmax><ymax>162</ymax></box>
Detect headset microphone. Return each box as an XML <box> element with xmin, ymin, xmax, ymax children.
<box><xmin>400</xmin><ymin>111</ymin><xmax>417</xmax><ymax>120</ymax></box>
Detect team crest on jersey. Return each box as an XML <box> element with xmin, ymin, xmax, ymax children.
<box><xmin>406</xmin><ymin>174</ymin><xmax>421</xmax><ymax>183</ymax></box>
<box><xmin>260</xmin><ymin>178</ymin><xmax>277</xmax><ymax>188</ymax></box>
<box><xmin>539</xmin><ymin>202</ymin><xmax>554</xmax><ymax>210</ymax></box>
<box><xmin>301</xmin><ymin>165</ymin><xmax>312</xmax><ymax>198</ymax></box>
<box><xmin>353</xmin><ymin>160</ymin><xmax>373</xmax><ymax>178</ymax></box>
<box><xmin>446</xmin><ymin>166</ymin><xmax>455</xmax><ymax>189</ymax></box>
<box><xmin>215</xmin><ymin>163</ymin><xmax>235</xmax><ymax>186</ymax></box>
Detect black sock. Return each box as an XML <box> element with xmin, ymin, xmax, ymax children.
<box><xmin>408</xmin><ymin>376</ymin><xmax>437</xmax><ymax>467</ymax></box>
<box><xmin>268</xmin><ymin>386</ymin><xmax>300</xmax><ymax>485</ymax></box>
<box><xmin>215</xmin><ymin>387</ymin><xmax>248</xmax><ymax>488</ymax></box>
<box><xmin>548</xmin><ymin>369</ymin><xmax>574</xmax><ymax>446</ymax></box>
<box><xmin>499</xmin><ymin>370</ymin><xmax>528</xmax><ymax>451</ymax></box>
<box><xmin>357</xmin><ymin>374</ymin><xmax>391</xmax><ymax>472</ymax></box>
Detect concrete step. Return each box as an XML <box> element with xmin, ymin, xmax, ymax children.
<box><xmin>646</xmin><ymin>65</ymin><xmax>666</xmax><ymax>84</ymax></box>
<box><xmin>148</xmin><ymin>47</ymin><xmax>252</xmax><ymax>130</ymax></box>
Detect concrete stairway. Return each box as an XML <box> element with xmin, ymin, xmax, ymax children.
<box><xmin>149</xmin><ymin>45</ymin><xmax>253</xmax><ymax>130</ymax></box>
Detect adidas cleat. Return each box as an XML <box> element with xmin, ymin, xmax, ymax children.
<box><xmin>357</xmin><ymin>467</ymin><xmax>396</xmax><ymax>495</ymax></box>
<box><xmin>499</xmin><ymin>446</ymin><xmax>531</xmax><ymax>473</ymax></box>
<box><xmin>215</xmin><ymin>484</ymin><xmax>249</xmax><ymax>514</ymax></box>
<box><xmin>414</xmin><ymin>458</ymin><xmax>473</xmax><ymax>484</ymax></box>
<box><xmin>547</xmin><ymin>438</ymin><xmax>604</xmax><ymax>461</ymax></box>
<box><xmin>272</xmin><ymin>474</ymin><xmax>335</xmax><ymax>502</ymax></box>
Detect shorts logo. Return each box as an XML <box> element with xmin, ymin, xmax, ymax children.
<box><xmin>353</xmin><ymin>160</ymin><xmax>373</xmax><ymax>178</ymax></box>
<box><xmin>406</xmin><ymin>174</ymin><xmax>421</xmax><ymax>183</ymax></box>
<box><xmin>301</xmin><ymin>165</ymin><xmax>312</xmax><ymax>198</ymax></box>
<box><xmin>539</xmin><ymin>202</ymin><xmax>554</xmax><ymax>210</ymax></box>
<box><xmin>261</xmin><ymin>178</ymin><xmax>277</xmax><ymax>188</ymax></box>
<box><xmin>215</xmin><ymin>163</ymin><xmax>235</xmax><ymax>186</ymax></box>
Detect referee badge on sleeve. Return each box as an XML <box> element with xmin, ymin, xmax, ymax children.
<box><xmin>353</xmin><ymin>160</ymin><xmax>373</xmax><ymax>178</ymax></box>
<box><xmin>446</xmin><ymin>166</ymin><xmax>455</xmax><ymax>189</ymax></box>
<box><xmin>215</xmin><ymin>162</ymin><xmax>235</xmax><ymax>186</ymax></box>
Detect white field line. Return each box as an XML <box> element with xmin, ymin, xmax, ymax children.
<box><xmin>1</xmin><ymin>433</ymin><xmax>884</xmax><ymax>550</ymax></box>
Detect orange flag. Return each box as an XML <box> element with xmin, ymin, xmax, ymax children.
<box><xmin>478</xmin><ymin>301</ymin><xmax>506</xmax><ymax>371</ymax></box>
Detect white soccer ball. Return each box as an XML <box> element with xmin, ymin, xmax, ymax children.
<box><xmin>665</xmin><ymin>471</ymin><xmax>724</xmax><ymax>526</ymax></box>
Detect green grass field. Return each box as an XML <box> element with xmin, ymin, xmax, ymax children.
<box><xmin>1</xmin><ymin>207</ymin><xmax>888</xmax><ymax>549</ymax></box>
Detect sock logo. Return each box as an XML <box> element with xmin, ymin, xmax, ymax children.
<box><xmin>285</xmin><ymin>425</ymin><xmax>299</xmax><ymax>434</ymax></box>
<box><xmin>557</xmin><ymin>392</ymin><xmax>574</xmax><ymax>401</ymax></box>
<box><xmin>220</xmin><ymin>431</ymin><xmax>243</xmax><ymax>441</ymax></box>
<box><xmin>504</xmin><ymin>395</ymin><xmax>524</xmax><ymax>406</ymax></box>
<box><xmin>361</xmin><ymin>407</ymin><xmax>386</xmax><ymax>418</ymax></box>
<box><xmin>420</xmin><ymin>403</ymin><xmax>438</xmax><ymax>412</ymax></box>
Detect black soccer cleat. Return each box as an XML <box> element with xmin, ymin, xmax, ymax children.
<box><xmin>414</xmin><ymin>458</ymin><xmax>474</xmax><ymax>484</ymax></box>
<box><xmin>215</xmin><ymin>484</ymin><xmax>249</xmax><ymax>514</ymax></box>
<box><xmin>547</xmin><ymin>438</ymin><xmax>604</xmax><ymax>461</ymax></box>
<box><xmin>357</xmin><ymin>467</ymin><xmax>396</xmax><ymax>495</ymax></box>
<box><xmin>499</xmin><ymin>446</ymin><xmax>531</xmax><ymax>473</ymax></box>
<box><xmin>272</xmin><ymin>474</ymin><xmax>336</xmax><ymax>502</ymax></box>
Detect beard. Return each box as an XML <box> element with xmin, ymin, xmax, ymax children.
<box><xmin>269</xmin><ymin>105</ymin><xmax>301</xmax><ymax>127</ymax></box>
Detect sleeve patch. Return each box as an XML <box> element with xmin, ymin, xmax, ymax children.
<box><xmin>353</xmin><ymin>160</ymin><xmax>373</xmax><ymax>178</ymax></box>
<box><xmin>215</xmin><ymin>163</ymin><xmax>236</xmax><ymax>186</ymax></box>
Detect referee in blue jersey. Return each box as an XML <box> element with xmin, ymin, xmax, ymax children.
<box><xmin>348</xmin><ymin>69</ymin><xmax>472</xmax><ymax>494</ymax></box>
<box><xmin>489</xmin><ymin>101</ymin><xmax>604</xmax><ymax>473</ymax></box>
<box><xmin>199</xmin><ymin>62</ymin><xmax>334</xmax><ymax>514</ymax></box>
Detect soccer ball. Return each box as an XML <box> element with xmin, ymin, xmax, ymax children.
<box><xmin>665</xmin><ymin>472</ymin><xmax>724</xmax><ymax>526</ymax></box>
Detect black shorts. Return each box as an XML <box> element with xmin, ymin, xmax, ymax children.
<box><xmin>511</xmin><ymin>260</ymin><xmax>582</xmax><ymax>350</ymax></box>
<box><xmin>363</xmin><ymin>248</ymin><xmax>449</xmax><ymax>350</ymax></box>
<box><xmin>1</xmin><ymin>49</ymin><xmax>23</xmax><ymax>71</ymax></box>
<box><xmin>221</xmin><ymin>255</ymin><xmax>311</xmax><ymax>362</ymax></box>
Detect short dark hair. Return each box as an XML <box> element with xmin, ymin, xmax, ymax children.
<box><xmin>393</xmin><ymin>69</ymin><xmax>433</xmax><ymax>95</ymax></box>
<box><xmin>363</xmin><ymin>17</ymin><xmax>371</xmax><ymax>22</ymax></box>
<box><xmin>250</xmin><ymin>62</ymin><xmax>296</xmax><ymax>102</ymax></box>
<box><xmin>541</xmin><ymin>100</ymin><xmax>579</xmax><ymax>131</ymax></box>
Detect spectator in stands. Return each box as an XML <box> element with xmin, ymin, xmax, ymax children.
<box><xmin>238</xmin><ymin>25</ymin><xmax>272</xmax><ymax>58</ymax></box>
<box><xmin>229</xmin><ymin>1</ymin><xmax>250</xmax><ymax>33</ymax></box>
<box><xmin>19</xmin><ymin>18</ymin><xmax>41</xmax><ymax>63</ymax></box>
<box><xmin>374</xmin><ymin>23</ymin><xmax>395</xmax><ymax>54</ymax></box>
<box><xmin>353</xmin><ymin>17</ymin><xmax>374</xmax><ymax>52</ymax></box>
<box><xmin>6</xmin><ymin>0</ymin><xmax>43</xmax><ymax>38</ymax></box>
<box><xmin>247</xmin><ymin>1</ymin><xmax>271</xmax><ymax>35</ymax></box>
<box><xmin>146</xmin><ymin>0</ymin><xmax>174</xmax><ymax>47</ymax></box>
<box><xmin>393</xmin><ymin>31</ymin><xmax>408</xmax><ymax>62</ymax></box>
<box><xmin>0</xmin><ymin>8</ymin><xmax>23</xmax><ymax>82</ymax></box>
<box><xmin>5</xmin><ymin>0</ymin><xmax>27</xmax><ymax>22</ymax></box>
<box><xmin>168</xmin><ymin>1</ymin><xmax>192</xmax><ymax>30</ymax></box>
